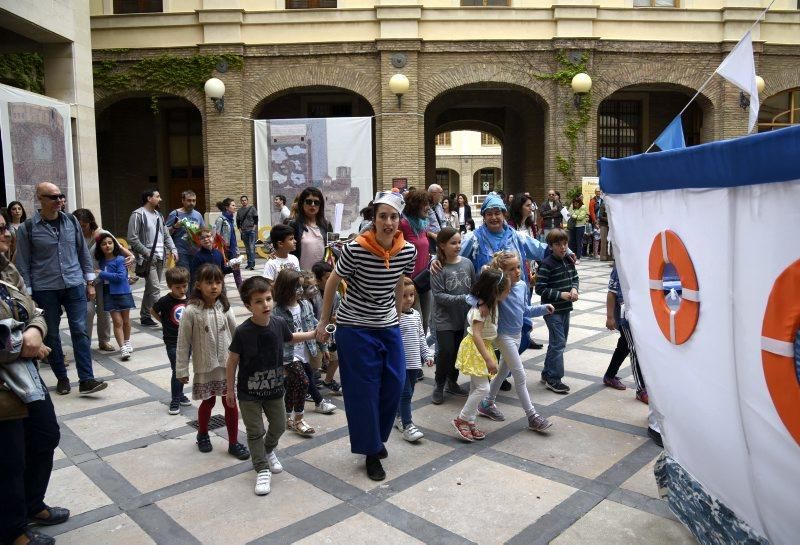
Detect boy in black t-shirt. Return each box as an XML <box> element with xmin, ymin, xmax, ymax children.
<box><xmin>151</xmin><ymin>267</ymin><xmax>190</xmax><ymax>415</ymax></box>
<box><xmin>225</xmin><ymin>276</ymin><xmax>324</xmax><ymax>496</ymax></box>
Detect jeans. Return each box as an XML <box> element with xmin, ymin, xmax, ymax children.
<box><xmin>86</xmin><ymin>283</ymin><xmax>112</xmax><ymax>345</ymax></box>
<box><xmin>569</xmin><ymin>225</ymin><xmax>585</xmax><ymax>260</ymax></box>
<box><xmin>226</xmin><ymin>246</ymin><xmax>243</xmax><ymax>289</ymax></box>
<box><xmin>0</xmin><ymin>384</ymin><xmax>60</xmax><ymax>544</ymax></box>
<box><xmin>176</xmin><ymin>253</ymin><xmax>192</xmax><ymax>271</ymax></box>
<box><xmin>165</xmin><ymin>343</ymin><xmax>184</xmax><ymax>401</ymax></box>
<box><xmin>302</xmin><ymin>360</ymin><xmax>322</xmax><ymax>404</ymax></box>
<box><xmin>398</xmin><ymin>368</ymin><xmax>422</xmax><ymax>427</ymax></box>
<box><xmin>241</xmin><ymin>229</ymin><xmax>257</xmax><ymax>269</ymax></box>
<box><xmin>33</xmin><ymin>286</ymin><xmax>95</xmax><ymax>382</ymax></box>
<box><xmin>239</xmin><ymin>397</ymin><xmax>285</xmax><ymax>473</ymax></box>
<box><xmin>542</xmin><ymin>312</ymin><xmax>570</xmax><ymax>382</ymax></box>
<box><xmin>141</xmin><ymin>257</ymin><xmax>165</xmax><ymax>320</ymax></box>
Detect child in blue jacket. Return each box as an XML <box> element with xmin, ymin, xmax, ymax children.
<box><xmin>95</xmin><ymin>233</ymin><xmax>136</xmax><ymax>360</ymax></box>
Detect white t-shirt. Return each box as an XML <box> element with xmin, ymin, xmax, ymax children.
<box><xmin>466</xmin><ymin>307</ymin><xmax>498</xmax><ymax>341</ymax></box>
<box><xmin>459</xmin><ymin>206</ymin><xmax>466</xmax><ymax>225</ymax></box>
<box><xmin>262</xmin><ymin>254</ymin><xmax>300</xmax><ymax>281</ymax></box>
<box><xmin>288</xmin><ymin>303</ymin><xmax>308</xmax><ymax>363</ymax></box>
<box><xmin>280</xmin><ymin>206</ymin><xmax>291</xmax><ymax>222</ymax></box>
<box><xmin>144</xmin><ymin>208</ymin><xmax>165</xmax><ymax>259</ymax></box>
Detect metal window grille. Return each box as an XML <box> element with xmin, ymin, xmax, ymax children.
<box><xmin>113</xmin><ymin>0</ymin><xmax>163</xmax><ymax>13</ymax></box>
<box><xmin>598</xmin><ymin>100</ymin><xmax>642</xmax><ymax>159</ymax></box>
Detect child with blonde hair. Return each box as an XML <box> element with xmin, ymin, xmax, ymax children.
<box><xmin>477</xmin><ymin>251</ymin><xmax>554</xmax><ymax>431</ymax></box>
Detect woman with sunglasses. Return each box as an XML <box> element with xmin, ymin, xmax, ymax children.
<box><xmin>289</xmin><ymin>187</ymin><xmax>332</xmax><ymax>272</ymax></box>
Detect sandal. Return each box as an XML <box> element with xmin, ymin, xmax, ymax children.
<box><xmin>468</xmin><ymin>423</ymin><xmax>486</xmax><ymax>440</ymax></box>
<box><xmin>293</xmin><ymin>418</ymin><xmax>315</xmax><ymax>437</ymax></box>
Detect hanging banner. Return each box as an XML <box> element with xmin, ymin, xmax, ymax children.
<box><xmin>0</xmin><ymin>83</ymin><xmax>75</xmax><ymax>212</ymax></box>
<box><xmin>254</xmin><ymin>117</ymin><xmax>373</xmax><ymax>236</ymax></box>
<box><xmin>599</xmin><ymin>125</ymin><xmax>800</xmax><ymax>545</ymax></box>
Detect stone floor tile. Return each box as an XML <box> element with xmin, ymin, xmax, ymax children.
<box><xmin>55</xmin><ymin>514</ymin><xmax>155</xmax><ymax>545</ymax></box>
<box><xmin>51</xmin><ymin>378</ymin><xmax>148</xmax><ymax>416</ymax></box>
<box><xmin>53</xmin><ymin>447</ymin><xmax>67</xmax><ymax>461</ymax></box>
<box><xmin>105</xmin><ymin>431</ymin><xmax>241</xmax><ymax>493</ymax></box>
<box><xmin>564</xmin><ymin>348</ymin><xmax>627</xmax><ymax>378</ymax></box>
<box><xmin>521</xmin><ymin>370</ymin><xmax>595</xmax><ymax>406</ymax></box>
<box><xmin>563</xmin><ymin>326</ymin><xmax>603</xmax><ymax>343</ymax></box>
<box><xmin>412</xmin><ymin>379</ymin><xmax>434</xmax><ymax>402</ymax></box>
<box><xmin>411</xmin><ymin>397</ymin><xmax>526</xmax><ymax>437</ymax></box>
<box><xmin>620</xmin><ymin>455</ymin><xmax>660</xmax><ymax>499</ymax></box>
<box><xmin>579</xmin><ymin>291</ymin><xmax>608</xmax><ymax>303</ymax></box>
<box><xmin>569</xmin><ymin>387</ymin><xmax>648</xmax><ymax>428</ymax></box>
<box><xmin>388</xmin><ymin>456</ymin><xmax>576</xmax><ymax>545</ymax></box>
<box><xmin>115</xmin><ymin>345</ymin><xmax>170</xmax><ymax>371</ymax></box>
<box><xmin>137</xmin><ymin>368</ymin><xmax>192</xmax><ymax>398</ymax></box>
<box><xmin>493</xmin><ymin>416</ymin><xmax>646</xmax><ymax>479</ymax></box>
<box><xmin>45</xmin><ymin>466</ymin><xmax>113</xmax><ymax>516</ymax></box>
<box><xmin>296</xmin><ymin>430</ymin><xmax>452</xmax><ymax>491</ymax></box>
<box><xmin>40</xmin><ymin>362</ymin><xmax>114</xmax><ymax>389</ymax></box>
<box><xmin>157</xmin><ymin>470</ymin><xmax>340</xmax><ymax>545</ymax></box>
<box><xmin>551</xmin><ymin>499</ymin><xmax>695</xmax><ymax>545</ymax></box>
<box><xmin>67</xmin><ymin>401</ymin><xmax>188</xmax><ymax>450</ymax></box>
<box><xmin>294</xmin><ymin>512</ymin><xmax>424</xmax><ymax>545</ymax></box>
<box><xmin>584</xmin><ymin>334</ymin><xmax>623</xmax><ymax>351</ymax></box>
<box><xmin>569</xmin><ymin>312</ymin><xmax>606</xmax><ymax>328</ymax></box>
<box><xmin>571</xmin><ymin>299</ymin><xmax>606</xmax><ymax>311</ymax></box>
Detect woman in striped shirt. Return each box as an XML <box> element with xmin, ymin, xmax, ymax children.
<box><xmin>315</xmin><ymin>190</ymin><xmax>416</xmax><ymax>482</ymax></box>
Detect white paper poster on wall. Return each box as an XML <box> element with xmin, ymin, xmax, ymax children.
<box><xmin>0</xmin><ymin>83</ymin><xmax>75</xmax><ymax>212</ymax></box>
<box><xmin>254</xmin><ymin>117</ymin><xmax>373</xmax><ymax>236</ymax></box>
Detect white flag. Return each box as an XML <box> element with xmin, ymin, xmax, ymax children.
<box><xmin>716</xmin><ymin>31</ymin><xmax>759</xmax><ymax>133</ymax></box>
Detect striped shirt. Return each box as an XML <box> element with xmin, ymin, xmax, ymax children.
<box><xmin>399</xmin><ymin>309</ymin><xmax>430</xmax><ymax>369</ymax></box>
<box><xmin>535</xmin><ymin>254</ymin><xmax>579</xmax><ymax>313</ymax></box>
<box><xmin>334</xmin><ymin>241</ymin><xmax>416</xmax><ymax>328</ymax></box>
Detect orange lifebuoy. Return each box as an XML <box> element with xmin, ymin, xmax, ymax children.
<box><xmin>647</xmin><ymin>230</ymin><xmax>700</xmax><ymax>345</ymax></box>
<box><xmin>761</xmin><ymin>259</ymin><xmax>800</xmax><ymax>446</ymax></box>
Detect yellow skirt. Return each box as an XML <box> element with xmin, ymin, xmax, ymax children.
<box><xmin>455</xmin><ymin>335</ymin><xmax>496</xmax><ymax>378</ymax></box>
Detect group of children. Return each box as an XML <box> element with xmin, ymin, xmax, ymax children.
<box><xmin>133</xmin><ymin>220</ymin><xmax>580</xmax><ymax>497</ymax></box>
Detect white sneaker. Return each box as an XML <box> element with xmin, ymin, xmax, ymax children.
<box><xmin>402</xmin><ymin>423</ymin><xmax>424</xmax><ymax>442</ymax></box>
<box><xmin>267</xmin><ymin>451</ymin><xmax>283</xmax><ymax>474</ymax></box>
<box><xmin>314</xmin><ymin>399</ymin><xmax>336</xmax><ymax>414</ymax></box>
<box><xmin>254</xmin><ymin>470</ymin><xmax>271</xmax><ymax>495</ymax></box>
<box><xmin>125</xmin><ymin>340</ymin><xmax>133</xmax><ymax>355</ymax></box>
<box><xmin>394</xmin><ymin>415</ymin><xmax>404</xmax><ymax>432</ymax></box>
<box><xmin>121</xmin><ymin>345</ymin><xmax>131</xmax><ymax>361</ymax></box>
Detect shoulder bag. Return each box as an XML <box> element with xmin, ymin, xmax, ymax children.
<box><xmin>135</xmin><ymin>214</ymin><xmax>161</xmax><ymax>277</ymax></box>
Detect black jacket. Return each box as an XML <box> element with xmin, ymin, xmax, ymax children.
<box><xmin>289</xmin><ymin>218</ymin><xmax>331</xmax><ymax>263</ymax></box>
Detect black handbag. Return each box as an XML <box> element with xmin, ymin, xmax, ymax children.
<box><xmin>135</xmin><ymin>215</ymin><xmax>161</xmax><ymax>277</ymax></box>
<box><xmin>412</xmin><ymin>268</ymin><xmax>431</xmax><ymax>294</ymax></box>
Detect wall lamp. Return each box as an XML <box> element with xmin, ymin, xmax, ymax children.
<box><xmin>389</xmin><ymin>73</ymin><xmax>410</xmax><ymax>108</ymax></box>
<box><xmin>204</xmin><ymin>77</ymin><xmax>226</xmax><ymax>113</ymax></box>
<box><xmin>571</xmin><ymin>73</ymin><xmax>592</xmax><ymax>109</ymax></box>
<box><xmin>740</xmin><ymin>75</ymin><xmax>766</xmax><ymax>109</ymax></box>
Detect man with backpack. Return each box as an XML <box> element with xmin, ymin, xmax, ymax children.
<box><xmin>15</xmin><ymin>182</ymin><xmax>107</xmax><ymax>396</ymax></box>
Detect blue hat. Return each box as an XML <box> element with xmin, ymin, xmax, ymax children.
<box><xmin>480</xmin><ymin>192</ymin><xmax>506</xmax><ymax>215</ymax></box>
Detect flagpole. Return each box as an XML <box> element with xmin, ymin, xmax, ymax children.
<box><xmin>644</xmin><ymin>0</ymin><xmax>775</xmax><ymax>153</ymax></box>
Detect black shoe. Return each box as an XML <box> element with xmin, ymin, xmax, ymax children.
<box><xmin>20</xmin><ymin>529</ymin><xmax>55</xmax><ymax>545</ymax></box>
<box><xmin>179</xmin><ymin>395</ymin><xmax>192</xmax><ymax>406</ymax></box>
<box><xmin>648</xmin><ymin>427</ymin><xmax>664</xmax><ymax>448</ymax></box>
<box><xmin>56</xmin><ymin>377</ymin><xmax>71</xmax><ymax>395</ymax></box>
<box><xmin>228</xmin><ymin>442</ymin><xmax>251</xmax><ymax>460</ymax></box>
<box><xmin>28</xmin><ymin>506</ymin><xmax>70</xmax><ymax>526</ymax></box>
<box><xmin>431</xmin><ymin>386</ymin><xmax>444</xmax><ymax>405</ymax></box>
<box><xmin>197</xmin><ymin>433</ymin><xmax>213</xmax><ymax>453</ymax></box>
<box><xmin>168</xmin><ymin>399</ymin><xmax>180</xmax><ymax>415</ymax></box>
<box><xmin>529</xmin><ymin>340</ymin><xmax>544</xmax><ymax>350</ymax></box>
<box><xmin>140</xmin><ymin>316</ymin><xmax>158</xmax><ymax>327</ymax></box>
<box><xmin>366</xmin><ymin>455</ymin><xmax>385</xmax><ymax>481</ymax></box>
<box><xmin>377</xmin><ymin>445</ymin><xmax>388</xmax><ymax>460</ymax></box>
<box><xmin>78</xmin><ymin>379</ymin><xmax>108</xmax><ymax>395</ymax></box>
<box><xmin>545</xmin><ymin>380</ymin><xmax>570</xmax><ymax>394</ymax></box>
<box><xmin>444</xmin><ymin>380</ymin><xmax>468</xmax><ymax>397</ymax></box>
<box><xmin>499</xmin><ymin>379</ymin><xmax>512</xmax><ymax>391</ymax></box>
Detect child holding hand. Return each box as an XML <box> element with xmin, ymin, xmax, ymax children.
<box><xmin>95</xmin><ymin>233</ymin><xmax>136</xmax><ymax>360</ymax></box>
<box><xmin>452</xmin><ymin>268</ymin><xmax>510</xmax><ymax>442</ymax></box>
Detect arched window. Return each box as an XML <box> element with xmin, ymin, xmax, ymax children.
<box><xmin>758</xmin><ymin>88</ymin><xmax>800</xmax><ymax>132</ymax></box>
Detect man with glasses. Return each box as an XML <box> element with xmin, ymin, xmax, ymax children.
<box><xmin>128</xmin><ymin>190</ymin><xmax>178</xmax><ymax>327</ymax></box>
<box><xmin>15</xmin><ymin>182</ymin><xmax>108</xmax><ymax>395</ymax></box>
<box><xmin>236</xmin><ymin>195</ymin><xmax>259</xmax><ymax>270</ymax></box>
<box><xmin>540</xmin><ymin>189</ymin><xmax>563</xmax><ymax>239</ymax></box>
<box><xmin>166</xmin><ymin>190</ymin><xmax>205</xmax><ymax>271</ymax></box>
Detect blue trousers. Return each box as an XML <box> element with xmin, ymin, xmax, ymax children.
<box><xmin>336</xmin><ymin>326</ymin><xmax>405</xmax><ymax>456</ymax></box>
<box><xmin>542</xmin><ymin>311</ymin><xmax>570</xmax><ymax>382</ymax></box>
<box><xmin>33</xmin><ymin>286</ymin><xmax>94</xmax><ymax>382</ymax></box>
<box><xmin>165</xmin><ymin>343</ymin><xmax>185</xmax><ymax>401</ymax></box>
<box><xmin>241</xmin><ymin>229</ymin><xmax>257</xmax><ymax>268</ymax></box>
<box><xmin>398</xmin><ymin>368</ymin><xmax>422</xmax><ymax>427</ymax></box>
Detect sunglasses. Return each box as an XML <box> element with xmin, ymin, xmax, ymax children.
<box><xmin>42</xmin><ymin>193</ymin><xmax>66</xmax><ymax>201</ymax></box>
<box><xmin>304</xmin><ymin>199</ymin><xmax>321</xmax><ymax>207</ymax></box>
<box><xmin>0</xmin><ymin>224</ymin><xmax>7</xmax><ymax>233</ymax></box>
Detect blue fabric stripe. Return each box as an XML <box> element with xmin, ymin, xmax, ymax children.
<box><xmin>598</xmin><ymin>125</ymin><xmax>800</xmax><ymax>195</ymax></box>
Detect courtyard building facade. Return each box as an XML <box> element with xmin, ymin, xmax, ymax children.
<box><xmin>88</xmin><ymin>0</ymin><xmax>800</xmax><ymax>233</ymax></box>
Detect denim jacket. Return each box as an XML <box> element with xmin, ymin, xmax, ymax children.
<box><xmin>274</xmin><ymin>300</ymin><xmax>319</xmax><ymax>365</ymax></box>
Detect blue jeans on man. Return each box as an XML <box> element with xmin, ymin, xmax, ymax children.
<box><xmin>542</xmin><ymin>311</ymin><xmax>570</xmax><ymax>383</ymax></box>
<box><xmin>33</xmin><ymin>285</ymin><xmax>95</xmax><ymax>382</ymax></box>
<box><xmin>241</xmin><ymin>229</ymin><xmax>256</xmax><ymax>269</ymax></box>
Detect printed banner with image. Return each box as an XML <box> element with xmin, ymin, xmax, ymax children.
<box><xmin>0</xmin><ymin>83</ymin><xmax>75</xmax><ymax>213</ymax></box>
<box><xmin>254</xmin><ymin>117</ymin><xmax>373</xmax><ymax>236</ymax></box>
